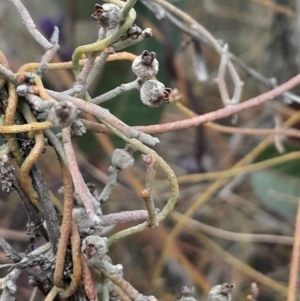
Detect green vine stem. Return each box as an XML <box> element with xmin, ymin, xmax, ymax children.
<box><xmin>100</xmin><ymin>120</ymin><xmax>179</xmax><ymax>247</ymax></box>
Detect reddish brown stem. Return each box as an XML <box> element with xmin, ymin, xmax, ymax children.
<box><xmin>287</xmin><ymin>198</ymin><xmax>300</xmax><ymax>301</ymax></box>
<box><xmin>62</xmin><ymin>126</ymin><xmax>100</xmax><ymax>224</ymax></box>
<box><xmin>104</xmin><ymin>272</ymin><xmax>140</xmax><ymax>301</ymax></box>
<box><xmin>59</xmin><ymin>222</ymin><xmax>82</xmax><ymax>299</ymax></box>
<box><xmin>54</xmin><ymin>161</ymin><xmax>74</xmax><ymax>288</ymax></box>
<box><xmin>81</xmin><ymin>255</ymin><xmax>96</xmax><ymax>300</ymax></box>
<box><xmin>82</xmin><ymin>117</ymin><xmax>300</xmax><ymax>138</ymax></box>
<box><xmin>138</xmin><ymin>73</ymin><xmax>300</xmax><ymax>133</ymax></box>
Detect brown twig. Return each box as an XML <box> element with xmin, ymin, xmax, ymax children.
<box><xmin>0</xmin><ymin>121</ymin><xmax>52</xmax><ymax>134</ymax></box>
<box><xmin>59</xmin><ymin>222</ymin><xmax>82</xmax><ymax>299</ymax></box>
<box><xmin>0</xmin><ymin>229</ymin><xmax>27</xmax><ymax>242</ymax></box>
<box><xmin>44</xmin><ymin>129</ymin><xmax>68</xmax><ymax>167</ymax></box>
<box><xmin>40</xmin><ymin>26</ymin><xmax>60</xmax><ymax>66</ymax></box>
<box><xmin>153</xmin><ymin>110</ymin><xmax>300</xmax><ymax>290</ymax></box>
<box><xmin>54</xmin><ymin>160</ymin><xmax>74</xmax><ymax>288</ymax></box>
<box><xmin>62</xmin><ymin>126</ymin><xmax>101</xmax><ymax>224</ymax></box>
<box><xmin>81</xmin><ymin>111</ymin><xmax>300</xmax><ymax>139</ymax></box>
<box><xmin>113</xmin><ymin>285</ymin><xmax>132</xmax><ymax>301</ymax></box>
<box><xmin>142</xmin><ymin>155</ymin><xmax>158</xmax><ymax>228</ymax></box>
<box><xmin>287</xmin><ymin>198</ymin><xmax>300</xmax><ymax>301</ymax></box>
<box><xmin>47</xmin><ymin>90</ymin><xmax>159</xmax><ymax>146</ymax></box>
<box><xmin>141</xmin><ymin>190</ymin><xmax>158</xmax><ymax>229</ymax></box>
<box><xmin>104</xmin><ymin>272</ymin><xmax>140</xmax><ymax>301</ymax></box>
<box><xmin>218</xmin><ymin>44</ymin><xmax>231</xmax><ymax>105</ymax></box>
<box><xmin>100</xmin><ymin>210</ymin><xmax>152</xmax><ymax>226</ymax></box>
<box><xmin>205</xmin><ymin>122</ymin><xmax>300</xmax><ymax>138</ymax></box>
<box><xmin>182</xmin><ymin>225</ymin><xmax>288</xmax><ymax>297</ymax></box>
<box><xmin>31</xmin><ymin>75</ymin><xmax>57</xmax><ymax>102</ymax></box>
<box><xmin>172</xmin><ymin>211</ymin><xmax>294</xmax><ymax>245</ymax></box>
<box><xmin>0</xmin><ymin>51</ymin><xmax>14</xmax><ymax>88</ymax></box>
<box><xmin>177</xmin><ymin>151</ymin><xmax>300</xmax><ymax>184</ymax></box>
<box><xmin>126</xmin><ymin>73</ymin><xmax>300</xmax><ymax>133</ymax></box>
<box><xmin>44</xmin><ymin>286</ymin><xmax>63</xmax><ymax>301</ymax></box>
<box><xmin>81</xmin><ymin>255</ymin><xmax>96</xmax><ymax>300</ymax></box>
<box><xmin>77</xmin><ymin>51</ymin><xmax>100</xmax><ymax>87</ymax></box>
<box><xmin>250</xmin><ymin>0</ymin><xmax>295</xmax><ymax>17</ymax></box>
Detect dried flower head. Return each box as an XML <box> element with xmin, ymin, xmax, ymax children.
<box><xmin>140</xmin><ymin>80</ymin><xmax>172</xmax><ymax>107</ymax></box>
<box><xmin>91</xmin><ymin>3</ymin><xmax>121</xmax><ymax>29</ymax></box>
<box><xmin>177</xmin><ymin>287</ymin><xmax>197</xmax><ymax>301</ymax></box>
<box><xmin>111</xmin><ymin>145</ymin><xmax>135</xmax><ymax>170</ymax></box>
<box><xmin>141</xmin><ymin>28</ymin><xmax>153</xmax><ymax>39</ymax></box>
<box><xmin>17</xmin><ymin>73</ymin><xmax>35</xmax><ymax>85</ymax></box>
<box><xmin>132</xmin><ymin>51</ymin><xmax>159</xmax><ymax>80</ymax></box>
<box><xmin>47</xmin><ymin>100</ymin><xmax>80</xmax><ymax>128</ymax></box>
<box><xmin>208</xmin><ymin>283</ymin><xmax>234</xmax><ymax>301</ymax></box>
<box><xmin>70</xmin><ymin>119</ymin><xmax>86</xmax><ymax>136</ymax></box>
<box><xmin>142</xmin><ymin>51</ymin><xmax>156</xmax><ymax>67</ymax></box>
<box><xmin>15</xmin><ymin>74</ymin><xmax>36</xmax><ymax>96</ymax></box>
<box><xmin>72</xmin><ymin>208</ymin><xmax>103</xmax><ymax>238</ymax></box>
<box><xmin>127</xmin><ymin>24</ymin><xmax>143</xmax><ymax>39</ymax></box>
<box><xmin>81</xmin><ymin>236</ymin><xmax>108</xmax><ymax>260</ymax></box>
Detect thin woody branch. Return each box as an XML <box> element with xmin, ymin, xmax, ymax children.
<box><xmin>142</xmin><ymin>154</ymin><xmax>158</xmax><ymax>228</ymax></box>
<box><xmin>128</xmin><ymin>73</ymin><xmax>300</xmax><ymax>133</ymax></box>
<box><xmin>8</xmin><ymin>0</ymin><xmax>53</xmax><ymax>50</ymax></box>
<box><xmin>47</xmin><ymin>89</ymin><xmax>160</xmax><ymax>146</ymax></box>
<box><xmin>62</xmin><ymin>126</ymin><xmax>101</xmax><ymax>225</ymax></box>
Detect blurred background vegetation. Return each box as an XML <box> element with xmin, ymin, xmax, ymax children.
<box><xmin>0</xmin><ymin>0</ymin><xmax>300</xmax><ymax>300</ymax></box>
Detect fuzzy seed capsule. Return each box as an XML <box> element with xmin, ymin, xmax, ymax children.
<box><xmin>208</xmin><ymin>283</ymin><xmax>234</xmax><ymax>301</ymax></box>
<box><xmin>127</xmin><ymin>24</ymin><xmax>143</xmax><ymax>39</ymax></box>
<box><xmin>140</xmin><ymin>80</ymin><xmax>172</xmax><ymax>107</ymax></box>
<box><xmin>132</xmin><ymin>50</ymin><xmax>159</xmax><ymax>80</ymax></box>
<box><xmin>177</xmin><ymin>287</ymin><xmax>197</xmax><ymax>301</ymax></box>
<box><xmin>91</xmin><ymin>3</ymin><xmax>121</xmax><ymax>30</ymax></box>
<box><xmin>47</xmin><ymin>100</ymin><xmax>80</xmax><ymax>128</ymax></box>
<box><xmin>81</xmin><ymin>235</ymin><xmax>108</xmax><ymax>260</ymax></box>
<box><xmin>111</xmin><ymin>148</ymin><xmax>134</xmax><ymax>170</ymax></box>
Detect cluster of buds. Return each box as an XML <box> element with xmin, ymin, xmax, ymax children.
<box><xmin>82</xmin><ymin>236</ymin><xmax>123</xmax><ymax>275</ymax></box>
<box><xmin>81</xmin><ymin>235</ymin><xmax>108</xmax><ymax>260</ymax></box>
<box><xmin>132</xmin><ymin>50</ymin><xmax>172</xmax><ymax>108</ymax></box>
<box><xmin>47</xmin><ymin>100</ymin><xmax>80</xmax><ymax>128</ymax></box>
<box><xmin>91</xmin><ymin>3</ymin><xmax>171</xmax><ymax>108</ymax></box>
<box><xmin>15</xmin><ymin>73</ymin><xmax>36</xmax><ymax>97</ymax></box>
<box><xmin>111</xmin><ymin>144</ymin><xmax>135</xmax><ymax>170</ymax></box>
